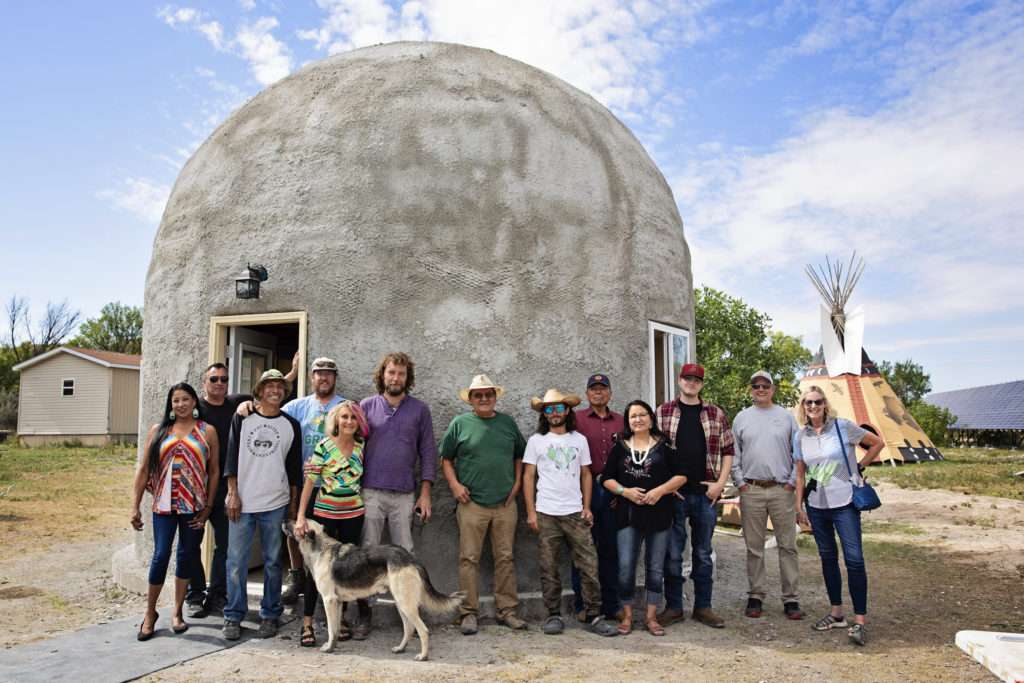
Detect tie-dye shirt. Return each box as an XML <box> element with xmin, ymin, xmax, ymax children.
<box><xmin>309</xmin><ymin>437</ymin><xmax>365</xmax><ymax>520</ymax></box>
<box><xmin>523</xmin><ymin>431</ymin><xmax>591</xmax><ymax>516</ymax></box>
<box><xmin>152</xmin><ymin>421</ymin><xmax>210</xmax><ymax>514</ymax></box>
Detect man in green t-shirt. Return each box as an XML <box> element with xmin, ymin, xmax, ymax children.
<box><xmin>440</xmin><ymin>374</ymin><xmax>527</xmax><ymax>636</ymax></box>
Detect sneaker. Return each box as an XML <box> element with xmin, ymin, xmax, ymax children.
<box><xmin>584</xmin><ymin>615</ymin><xmax>619</xmax><ymax>637</ymax></box>
<box><xmin>352</xmin><ymin>613</ymin><xmax>372</xmax><ymax>640</ymax></box>
<box><xmin>280</xmin><ymin>569</ymin><xmax>304</xmax><ymax>604</ymax></box>
<box><xmin>784</xmin><ymin>602</ymin><xmax>805</xmax><ymax>620</ymax></box>
<box><xmin>186</xmin><ymin>601</ymin><xmax>208</xmax><ymax>619</ymax></box>
<box><xmin>497</xmin><ymin>613</ymin><xmax>528</xmax><ymax>630</ymax></box>
<box><xmin>459</xmin><ymin>614</ymin><xmax>478</xmax><ymax>636</ymax></box>
<box><xmin>812</xmin><ymin>613</ymin><xmax>848</xmax><ymax>631</ymax></box>
<box><xmin>204</xmin><ymin>594</ymin><xmax>227</xmax><ymax>615</ymax></box>
<box><xmin>258</xmin><ymin>618</ymin><xmax>279</xmax><ymax>639</ymax></box>
<box><xmin>848</xmin><ymin>623</ymin><xmax>867</xmax><ymax>646</ymax></box>
<box><xmin>745</xmin><ymin>598</ymin><xmax>762</xmax><ymax>618</ymax></box>
<box><xmin>222</xmin><ymin>620</ymin><xmax>241</xmax><ymax>641</ymax></box>
<box><xmin>543</xmin><ymin>615</ymin><xmax>564</xmax><ymax>635</ymax></box>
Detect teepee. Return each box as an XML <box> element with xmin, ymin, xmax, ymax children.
<box><xmin>799</xmin><ymin>254</ymin><xmax>943</xmax><ymax>465</ymax></box>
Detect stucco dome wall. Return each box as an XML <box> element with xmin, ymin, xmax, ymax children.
<box><xmin>137</xmin><ymin>42</ymin><xmax>692</xmax><ymax>595</ymax></box>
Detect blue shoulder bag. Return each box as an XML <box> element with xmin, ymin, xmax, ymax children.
<box><xmin>836</xmin><ymin>419</ymin><xmax>882</xmax><ymax>512</ymax></box>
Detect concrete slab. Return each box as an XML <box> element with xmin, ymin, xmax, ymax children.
<box><xmin>956</xmin><ymin>630</ymin><xmax>1024</xmax><ymax>683</ymax></box>
<box><xmin>0</xmin><ymin>607</ymin><xmax>294</xmax><ymax>683</ymax></box>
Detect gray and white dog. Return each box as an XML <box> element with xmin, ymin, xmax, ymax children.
<box><xmin>282</xmin><ymin>519</ymin><xmax>464</xmax><ymax>660</ymax></box>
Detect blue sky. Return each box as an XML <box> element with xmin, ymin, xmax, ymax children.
<box><xmin>2</xmin><ymin>0</ymin><xmax>1022</xmax><ymax>393</ymax></box>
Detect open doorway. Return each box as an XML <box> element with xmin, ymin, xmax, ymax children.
<box><xmin>207</xmin><ymin>312</ymin><xmax>308</xmax><ymax>396</ymax></box>
<box><xmin>649</xmin><ymin>321</ymin><xmax>691</xmax><ymax>407</ymax></box>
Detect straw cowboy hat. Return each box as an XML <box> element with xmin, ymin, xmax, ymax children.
<box><xmin>458</xmin><ymin>374</ymin><xmax>506</xmax><ymax>404</ymax></box>
<box><xmin>252</xmin><ymin>368</ymin><xmax>293</xmax><ymax>398</ymax></box>
<box><xmin>530</xmin><ymin>388</ymin><xmax>581</xmax><ymax>412</ymax></box>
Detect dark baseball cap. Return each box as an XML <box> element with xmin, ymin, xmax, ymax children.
<box><xmin>587</xmin><ymin>373</ymin><xmax>611</xmax><ymax>388</ymax></box>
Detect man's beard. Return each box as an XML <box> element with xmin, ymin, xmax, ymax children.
<box><xmin>385</xmin><ymin>382</ymin><xmax>406</xmax><ymax>397</ymax></box>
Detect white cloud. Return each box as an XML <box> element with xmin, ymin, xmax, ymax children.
<box><xmin>677</xmin><ymin>2</ymin><xmax>1024</xmax><ymax>334</ymax></box>
<box><xmin>96</xmin><ymin>178</ymin><xmax>171</xmax><ymax>224</ymax></box>
<box><xmin>157</xmin><ymin>5</ymin><xmax>292</xmax><ymax>85</ymax></box>
<box><xmin>295</xmin><ymin>0</ymin><xmax>714</xmax><ymax>117</ymax></box>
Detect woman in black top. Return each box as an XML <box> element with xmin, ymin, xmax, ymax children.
<box><xmin>602</xmin><ymin>400</ymin><xmax>687</xmax><ymax>636</ymax></box>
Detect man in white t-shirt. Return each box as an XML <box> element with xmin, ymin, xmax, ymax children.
<box><xmin>523</xmin><ymin>389</ymin><xmax>617</xmax><ymax>638</ymax></box>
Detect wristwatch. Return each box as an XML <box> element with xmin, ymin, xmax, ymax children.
<box><xmin>616</xmin><ymin>485</ymin><xmax>624</xmax><ymax>494</ymax></box>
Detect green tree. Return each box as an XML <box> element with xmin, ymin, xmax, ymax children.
<box><xmin>907</xmin><ymin>399</ymin><xmax>957</xmax><ymax>447</ymax></box>
<box><xmin>694</xmin><ymin>286</ymin><xmax>813</xmax><ymax>420</ymax></box>
<box><xmin>70</xmin><ymin>302</ymin><xmax>143</xmax><ymax>354</ymax></box>
<box><xmin>876</xmin><ymin>359</ymin><xmax>932</xmax><ymax>405</ymax></box>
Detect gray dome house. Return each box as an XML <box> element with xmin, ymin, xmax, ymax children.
<box><xmin>127</xmin><ymin>42</ymin><xmax>694</xmax><ymax>600</ymax></box>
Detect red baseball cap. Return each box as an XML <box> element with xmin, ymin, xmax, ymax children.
<box><xmin>679</xmin><ymin>363</ymin><xmax>705</xmax><ymax>380</ymax></box>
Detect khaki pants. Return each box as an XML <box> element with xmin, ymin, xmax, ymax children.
<box><xmin>456</xmin><ymin>499</ymin><xmax>519</xmax><ymax>618</ymax></box>
<box><xmin>538</xmin><ymin>512</ymin><xmax>599</xmax><ymax>615</ymax></box>
<box><xmin>740</xmin><ymin>484</ymin><xmax>799</xmax><ymax>602</ymax></box>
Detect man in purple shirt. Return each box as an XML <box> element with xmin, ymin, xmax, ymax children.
<box><xmin>356</xmin><ymin>351</ymin><xmax>437</xmax><ymax>640</ymax></box>
<box><xmin>571</xmin><ymin>373</ymin><xmax>624</xmax><ymax>622</ymax></box>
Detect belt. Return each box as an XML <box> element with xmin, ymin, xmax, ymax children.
<box><xmin>747</xmin><ymin>479</ymin><xmax>778</xmax><ymax>488</ymax></box>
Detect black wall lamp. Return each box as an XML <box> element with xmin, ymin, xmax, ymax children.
<box><xmin>235</xmin><ymin>264</ymin><xmax>268</xmax><ymax>299</ymax></box>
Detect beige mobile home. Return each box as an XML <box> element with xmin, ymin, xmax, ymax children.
<box><xmin>13</xmin><ymin>346</ymin><xmax>141</xmax><ymax>446</ymax></box>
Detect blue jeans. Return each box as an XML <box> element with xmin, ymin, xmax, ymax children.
<box><xmin>186</xmin><ymin>504</ymin><xmax>229</xmax><ymax>604</ymax></box>
<box><xmin>807</xmin><ymin>503</ymin><xmax>867</xmax><ymax>616</ymax></box>
<box><xmin>224</xmin><ymin>504</ymin><xmax>287</xmax><ymax>623</ymax></box>
<box><xmin>572</xmin><ymin>481</ymin><xmax>620</xmax><ymax>616</ymax></box>
<box><xmin>148</xmin><ymin>511</ymin><xmax>201</xmax><ymax>585</ymax></box>
<box><xmin>616</xmin><ymin>525</ymin><xmax>669</xmax><ymax>607</ymax></box>
<box><xmin>664</xmin><ymin>492</ymin><xmax>718</xmax><ymax>611</ymax></box>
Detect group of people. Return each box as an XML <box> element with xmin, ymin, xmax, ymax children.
<box><xmin>130</xmin><ymin>353</ymin><xmax>883</xmax><ymax>649</ymax></box>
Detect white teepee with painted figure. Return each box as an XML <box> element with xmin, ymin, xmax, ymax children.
<box><xmin>799</xmin><ymin>253</ymin><xmax>943</xmax><ymax>465</ymax></box>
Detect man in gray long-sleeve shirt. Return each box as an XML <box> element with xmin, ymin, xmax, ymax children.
<box><xmin>356</xmin><ymin>351</ymin><xmax>437</xmax><ymax>640</ymax></box>
<box><xmin>730</xmin><ymin>371</ymin><xmax>803</xmax><ymax>621</ymax></box>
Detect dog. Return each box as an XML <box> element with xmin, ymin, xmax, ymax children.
<box><xmin>282</xmin><ymin>519</ymin><xmax>464</xmax><ymax>660</ymax></box>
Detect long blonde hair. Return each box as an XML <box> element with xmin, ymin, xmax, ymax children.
<box><xmin>327</xmin><ymin>400</ymin><xmax>370</xmax><ymax>441</ymax></box>
<box><xmin>795</xmin><ymin>385</ymin><xmax>837</xmax><ymax>426</ymax></box>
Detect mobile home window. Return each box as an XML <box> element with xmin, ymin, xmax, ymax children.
<box><xmin>62</xmin><ymin>378</ymin><xmax>75</xmax><ymax>397</ymax></box>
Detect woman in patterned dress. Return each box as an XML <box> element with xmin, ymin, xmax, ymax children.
<box><xmin>131</xmin><ymin>382</ymin><xmax>220</xmax><ymax>640</ymax></box>
<box><xmin>293</xmin><ymin>399</ymin><xmax>370</xmax><ymax>647</ymax></box>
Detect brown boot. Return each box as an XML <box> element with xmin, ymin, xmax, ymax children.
<box><xmin>692</xmin><ymin>607</ymin><xmax>725</xmax><ymax>628</ymax></box>
<box><xmin>656</xmin><ymin>608</ymin><xmax>685</xmax><ymax>626</ymax></box>
<box><xmin>352</xmin><ymin>600</ymin><xmax>372</xmax><ymax>640</ymax></box>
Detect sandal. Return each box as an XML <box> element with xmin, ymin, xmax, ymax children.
<box><xmin>300</xmin><ymin>624</ymin><xmax>316</xmax><ymax>647</ymax></box>
<box><xmin>645</xmin><ymin>618</ymin><xmax>665</xmax><ymax>636</ymax></box>
<box><xmin>337</xmin><ymin>620</ymin><xmax>353</xmax><ymax>642</ymax></box>
<box><xmin>617</xmin><ymin>616</ymin><xmax>632</xmax><ymax>635</ymax></box>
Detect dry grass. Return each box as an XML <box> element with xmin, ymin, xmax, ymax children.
<box><xmin>870</xmin><ymin>446</ymin><xmax>1024</xmax><ymax>500</ymax></box>
<box><xmin>0</xmin><ymin>443</ymin><xmax>137</xmax><ymax>554</ymax></box>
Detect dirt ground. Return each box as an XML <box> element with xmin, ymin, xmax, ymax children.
<box><xmin>2</xmin><ymin>481</ymin><xmax>1022</xmax><ymax>681</ymax></box>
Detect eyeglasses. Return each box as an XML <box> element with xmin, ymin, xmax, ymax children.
<box><xmin>803</xmin><ymin>398</ymin><xmax>825</xmax><ymax>406</ymax></box>
<box><xmin>207</xmin><ymin>376</ymin><xmax>229</xmax><ymax>383</ymax></box>
<box><xmin>629</xmin><ymin>414</ymin><xmax>650</xmax><ymax>422</ymax></box>
<box><xmin>751</xmin><ymin>383</ymin><xmax>771</xmax><ymax>390</ymax></box>
<box><xmin>470</xmin><ymin>392</ymin><xmax>495</xmax><ymax>400</ymax></box>
<box><xmin>543</xmin><ymin>404</ymin><xmax>567</xmax><ymax>414</ymax></box>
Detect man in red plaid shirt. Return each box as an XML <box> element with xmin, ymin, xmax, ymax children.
<box><xmin>654</xmin><ymin>363</ymin><xmax>734</xmax><ymax>629</ymax></box>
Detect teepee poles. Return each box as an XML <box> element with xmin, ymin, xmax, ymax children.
<box><xmin>805</xmin><ymin>252</ymin><xmax>865</xmax><ymax>345</ymax></box>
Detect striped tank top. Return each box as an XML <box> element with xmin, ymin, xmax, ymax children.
<box><xmin>152</xmin><ymin>421</ymin><xmax>210</xmax><ymax>514</ymax></box>
<box><xmin>310</xmin><ymin>437</ymin><xmax>364</xmax><ymax>520</ymax></box>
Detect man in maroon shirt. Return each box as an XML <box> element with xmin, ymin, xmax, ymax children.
<box><xmin>571</xmin><ymin>373</ymin><xmax>624</xmax><ymax>622</ymax></box>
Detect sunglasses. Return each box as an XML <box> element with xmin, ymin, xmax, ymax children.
<box><xmin>803</xmin><ymin>398</ymin><xmax>825</xmax><ymax>406</ymax></box>
<box><xmin>207</xmin><ymin>376</ymin><xmax>229</xmax><ymax>383</ymax></box>
<box><xmin>470</xmin><ymin>392</ymin><xmax>495</xmax><ymax>400</ymax></box>
<box><xmin>751</xmin><ymin>383</ymin><xmax>771</xmax><ymax>390</ymax></box>
<box><xmin>543</xmin><ymin>404</ymin><xmax>567</xmax><ymax>414</ymax></box>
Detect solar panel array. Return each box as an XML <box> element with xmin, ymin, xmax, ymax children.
<box><xmin>924</xmin><ymin>380</ymin><xmax>1024</xmax><ymax>430</ymax></box>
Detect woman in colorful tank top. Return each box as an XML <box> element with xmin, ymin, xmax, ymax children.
<box><xmin>793</xmin><ymin>385</ymin><xmax>882</xmax><ymax>647</ymax></box>
<box><xmin>293</xmin><ymin>399</ymin><xmax>369</xmax><ymax>647</ymax></box>
<box><xmin>131</xmin><ymin>382</ymin><xmax>220</xmax><ymax>641</ymax></box>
